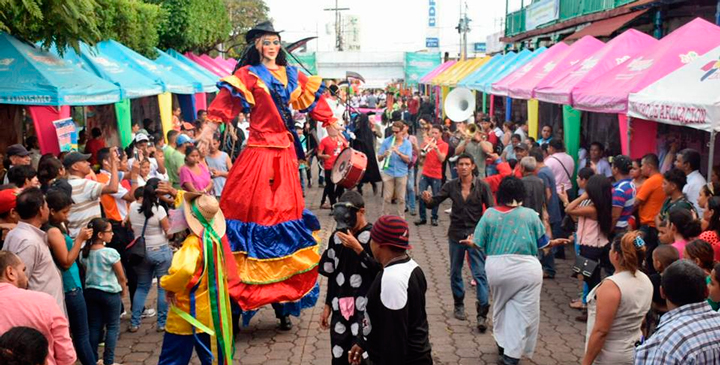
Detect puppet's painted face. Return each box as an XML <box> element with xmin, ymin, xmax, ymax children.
<box><xmin>257</xmin><ymin>35</ymin><xmax>280</xmax><ymax>62</ymax></box>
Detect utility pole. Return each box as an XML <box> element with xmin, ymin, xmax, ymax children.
<box><xmin>455</xmin><ymin>1</ymin><xmax>471</xmax><ymax>60</ymax></box>
<box><xmin>324</xmin><ymin>0</ymin><xmax>350</xmax><ymax>51</ymax></box>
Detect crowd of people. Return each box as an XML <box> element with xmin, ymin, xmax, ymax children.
<box><xmin>3</xmin><ymin>21</ymin><xmax>720</xmax><ymax>363</ymax></box>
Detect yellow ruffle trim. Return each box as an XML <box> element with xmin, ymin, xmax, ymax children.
<box><xmin>233</xmin><ymin>245</ymin><xmax>320</xmax><ymax>285</ymax></box>
<box><xmin>291</xmin><ymin>75</ymin><xmax>323</xmax><ymax>111</ymax></box>
<box><xmin>220</xmin><ymin>75</ymin><xmax>255</xmax><ymax>106</ymax></box>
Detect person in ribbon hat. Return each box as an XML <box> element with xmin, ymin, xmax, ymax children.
<box><xmin>158</xmin><ymin>193</ymin><xmax>241</xmax><ymax>365</ymax></box>
<box><xmin>195</xmin><ymin>20</ymin><xmax>341</xmax><ymax>329</ymax></box>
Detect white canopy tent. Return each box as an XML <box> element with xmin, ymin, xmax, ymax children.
<box><xmin>628</xmin><ymin>44</ymin><xmax>720</xmax><ymax>172</ymax></box>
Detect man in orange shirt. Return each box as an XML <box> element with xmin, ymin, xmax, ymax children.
<box><xmin>635</xmin><ymin>153</ymin><xmax>666</xmax><ymax>274</ymax></box>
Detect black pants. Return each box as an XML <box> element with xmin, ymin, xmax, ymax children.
<box><xmin>107</xmin><ymin>221</ymin><xmax>137</xmax><ymax>307</ymax></box>
<box><xmin>323</xmin><ymin>169</ymin><xmax>344</xmax><ymax>206</ymax></box>
<box><xmin>640</xmin><ymin>225</ymin><xmax>659</xmax><ymax>275</ymax></box>
<box><xmin>579</xmin><ymin>244</ymin><xmax>611</xmax><ymax>292</ymax></box>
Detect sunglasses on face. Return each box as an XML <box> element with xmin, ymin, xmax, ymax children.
<box><xmin>262</xmin><ymin>40</ymin><xmax>281</xmax><ymax>46</ymax></box>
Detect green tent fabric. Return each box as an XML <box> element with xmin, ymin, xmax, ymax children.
<box><xmin>289</xmin><ymin>53</ymin><xmax>317</xmax><ymax>75</ymax></box>
<box><xmin>115</xmin><ymin>99</ymin><xmax>133</xmax><ymax>148</ymax></box>
<box><xmin>562</xmin><ymin>104</ymin><xmax>582</xmax><ymax>184</ymax></box>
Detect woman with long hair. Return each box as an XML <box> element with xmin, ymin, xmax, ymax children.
<box><xmin>127</xmin><ymin>178</ymin><xmax>172</xmax><ymax>333</ymax></box>
<box><xmin>37</xmin><ymin>157</ymin><xmax>65</xmax><ymax>193</ymax></box>
<box><xmin>566</xmin><ymin>174</ymin><xmax>613</xmax><ymax>321</ymax></box>
<box><xmin>195</xmin><ymin>21</ymin><xmax>339</xmax><ymax>328</ymax></box>
<box><xmin>44</xmin><ymin>189</ymin><xmax>94</xmax><ymax>365</ymax></box>
<box><xmin>666</xmin><ymin>206</ymin><xmax>703</xmax><ymax>258</ymax></box>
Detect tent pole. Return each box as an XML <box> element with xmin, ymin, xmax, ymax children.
<box><xmin>709</xmin><ymin>131</ymin><xmax>716</xmax><ymax>177</ymax></box>
<box><xmin>626</xmin><ymin>116</ymin><xmax>632</xmax><ymax>156</ymax></box>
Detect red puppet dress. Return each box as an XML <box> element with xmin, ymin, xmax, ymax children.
<box><xmin>207</xmin><ymin>63</ymin><xmax>335</xmax><ymax>323</ymax></box>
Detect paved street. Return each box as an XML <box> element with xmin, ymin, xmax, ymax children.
<box><xmin>114</xmin><ymin>183</ymin><xmax>587</xmax><ymax>364</ymax></box>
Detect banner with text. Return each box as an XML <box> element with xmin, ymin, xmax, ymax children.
<box><xmin>525</xmin><ymin>0</ymin><xmax>559</xmax><ymax>31</ymax></box>
<box><xmin>52</xmin><ymin>117</ymin><xmax>78</xmax><ymax>152</ymax></box>
<box><xmin>426</xmin><ymin>0</ymin><xmax>439</xmax><ymax>48</ymax></box>
<box><xmin>405</xmin><ymin>52</ymin><xmax>442</xmax><ymax>86</ymax></box>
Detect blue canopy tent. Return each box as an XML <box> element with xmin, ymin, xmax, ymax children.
<box><xmin>0</xmin><ymin>33</ymin><xmax>120</xmax><ymax>106</ymax></box>
<box><xmin>164</xmin><ymin>49</ymin><xmax>220</xmax><ymax>122</ymax></box>
<box><xmin>153</xmin><ymin>49</ymin><xmax>217</xmax><ymax>93</ymax></box>
<box><xmin>457</xmin><ymin>53</ymin><xmax>507</xmax><ymax>89</ymax></box>
<box><xmin>50</xmin><ymin>42</ymin><xmax>167</xmax><ymax>147</ymax></box>
<box><xmin>473</xmin><ymin>49</ymin><xmax>542</xmax><ymax>94</ymax></box>
<box><xmin>98</xmin><ymin>40</ymin><xmax>196</xmax><ymax>94</ymax></box>
<box><xmin>0</xmin><ymin>33</ymin><xmax>121</xmax><ymax>155</ymax></box>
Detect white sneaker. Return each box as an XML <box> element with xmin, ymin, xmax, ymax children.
<box><xmin>444</xmin><ymin>208</ymin><xmax>452</xmax><ymax>214</ymax></box>
<box><xmin>120</xmin><ymin>311</ymin><xmax>126</xmax><ymax>319</ymax></box>
<box><xmin>141</xmin><ymin>308</ymin><xmax>156</xmax><ymax>318</ymax></box>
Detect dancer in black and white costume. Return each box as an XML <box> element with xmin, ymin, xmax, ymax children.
<box><xmin>348</xmin><ymin>215</ymin><xmax>433</xmax><ymax>365</ymax></box>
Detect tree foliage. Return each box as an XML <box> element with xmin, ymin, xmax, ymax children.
<box><xmin>0</xmin><ymin>0</ymin><xmax>103</xmax><ymax>55</ymax></box>
<box><xmin>95</xmin><ymin>0</ymin><xmax>165</xmax><ymax>57</ymax></box>
<box><xmin>148</xmin><ymin>0</ymin><xmax>232</xmax><ymax>53</ymax></box>
<box><xmin>223</xmin><ymin>0</ymin><xmax>270</xmax><ymax>58</ymax></box>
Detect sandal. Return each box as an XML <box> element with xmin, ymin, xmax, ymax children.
<box><xmin>321</xmin><ymin>203</ymin><xmax>331</xmax><ymax>209</ymax></box>
<box><xmin>569</xmin><ymin>299</ymin><xmax>586</xmax><ymax>310</ymax></box>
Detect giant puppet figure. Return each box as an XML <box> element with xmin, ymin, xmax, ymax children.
<box><xmin>198</xmin><ymin>21</ymin><xmax>337</xmax><ymax>329</ymax></box>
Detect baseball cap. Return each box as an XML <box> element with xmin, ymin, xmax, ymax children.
<box><xmin>0</xmin><ymin>189</ymin><xmax>17</xmax><ymax>215</ymax></box>
<box><xmin>513</xmin><ymin>143</ymin><xmax>529</xmax><ymax>151</ymax></box>
<box><xmin>370</xmin><ymin>215</ymin><xmax>412</xmax><ymax>250</ymax></box>
<box><xmin>62</xmin><ymin>151</ymin><xmax>92</xmax><ymax>168</ymax></box>
<box><xmin>176</xmin><ymin>134</ymin><xmax>195</xmax><ymax>146</ymax></box>
<box><xmin>6</xmin><ymin>144</ymin><xmax>30</xmax><ymax>157</ymax></box>
<box><xmin>134</xmin><ymin>133</ymin><xmax>150</xmax><ymax>143</ymax></box>
<box><xmin>613</xmin><ymin>155</ymin><xmax>633</xmax><ymax>172</ymax></box>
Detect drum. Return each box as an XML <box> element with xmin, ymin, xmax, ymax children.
<box><xmin>331</xmin><ymin>148</ymin><xmax>367</xmax><ymax>189</ymax></box>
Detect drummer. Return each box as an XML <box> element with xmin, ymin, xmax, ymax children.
<box><xmin>318</xmin><ymin>124</ymin><xmax>349</xmax><ymax>211</ymax></box>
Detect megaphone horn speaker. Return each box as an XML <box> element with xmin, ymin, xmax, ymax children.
<box><xmin>444</xmin><ymin>87</ymin><xmax>476</xmax><ymax>122</ymax></box>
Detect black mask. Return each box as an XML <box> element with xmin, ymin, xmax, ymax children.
<box><xmin>333</xmin><ymin>203</ymin><xmax>358</xmax><ymax>231</ymax></box>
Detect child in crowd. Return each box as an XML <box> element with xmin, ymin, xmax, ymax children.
<box><xmin>296</xmin><ymin>123</ymin><xmax>308</xmax><ymax>195</ymax></box>
<box><xmin>138</xmin><ymin>159</ymin><xmax>151</xmax><ymax>187</ymax></box>
<box><xmin>81</xmin><ymin>218</ymin><xmax>128</xmax><ymax>365</ymax></box>
<box><xmin>205</xmin><ymin>134</ymin><xmax>232</xmax><ymax>201</ymax></box>
<box><xmin>644</xmin><ymin>244</ymin><xmax>680</xmax><ymax>336</ymax></box>
<box><xmin>666</xmin><ymin>207</ymin><xmax>703</xmax><ymax>258</ymax></box>
<box><xmin>684</xmin><ymin>239</ymin><xmax>720</xmax><ymax>311</ymax></box>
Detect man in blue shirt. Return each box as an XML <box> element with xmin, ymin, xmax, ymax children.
<box><xmin>611</xmin><ymin>155</ymin><xmax>636</xmax><ymax>236</ymax></box>
<box><xmin>378</xmin><ymin>121</ymin><xmax>413</xmax><ymax>217</ymax></box>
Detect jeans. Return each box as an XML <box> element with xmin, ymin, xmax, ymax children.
<box><xmin>418</xmin><ymin>175</ymin><xmax>441</xmax><ymax>220</ymax></box>
<box><xmin>158</xmin><ymin>332</ymin><xmax>220</xmax><ymax>365</ymax></box>
<box><xmin>131</xmin><ymin>245</ymin><xmax>172</xmax><ymax>327</ymax></box>
<box><xmin>539</xmin><ymin>221</ymin><xmax>564</xmax><ymax>278</ymax></box>
<box><xmin>85</xmin><ymin>288</ymin><xmax>122</xmax><ymax>365</ymax></box>
<box><xmin>381</xmin><ymin>173</ymin><xmax>408</xmax><ymax>217</ymax></box>
<box><xmin>450</xmin><ymin>161</ymin><xmax>458</xmax><ymax>179</ymax></box>
<box><xmin>448</xmin><ymin>239</ymin><xmax>489</xmax><ymax>306</ymax></box>
<box><xmin>405</xmin><ymin>169</ymin><xmax>416</xmax><ymax>212</ymax></box>
<box><xmin>65</xmin><ymin>288</ymin><xmax>95</xmax><ymax>365</ymax></box>
<box><xmin>299</xmin><ymin>169</ymin><xmax>306</xmax><ymax>194</ymax></box>
<box><xmin>639</xmin><ymin>225</ymin><xmax>659</xmax><ymax>275</ymax></box>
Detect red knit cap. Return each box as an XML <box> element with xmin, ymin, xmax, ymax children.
<box><xmin>370</xmin><ymin>215</ymin><xmax>412</xmax><ymax>250</ymax></box>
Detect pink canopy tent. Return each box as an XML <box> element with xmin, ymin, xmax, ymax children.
<box><xmin>535</xmin><ymin>29</ymin><xmax>657</xmax><ymax>105</ymax></box>
<box><xmin>506</xmin><ymin>36</ymin><xmax>604</xmax><ymax>100</ymax></box>
<box><xmin>216</xmin><ymin>56</ymin><xmax>237</xmax><ymax>71</ymax></box>
<box><xmin>199</xmin><ymin>54</ymin><xmax>232</xmax><ymax>74</ymax></box>
<box><xmin>419</xmin><ymin>61</ymin><xmax>456</xmax><ymax>84</ymax></box>
<box><xmin>571</xmin><ymin>18</ymin><xmax>720</xmax><ymax>114</ymax></box>
<box><xmin>491</xmin><ymin>42</ymin><xmax>569</xmax><ymax>96</ymax></box>
<box><xmin>185</xmin><ymin>53</ymin><xmax>226</xmax><ymax>77</ymax></box>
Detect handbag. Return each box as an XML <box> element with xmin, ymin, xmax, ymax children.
<box><xmin>125</xmin><ymin>216</ymin><xmax>149</xmax><ymax>266</ymax></box>
<box><xmin>572</xmin><ymin>255</ymin><xmax>599</xmax><ymax>278</ymax></box>
<box><xmin>561</xmin><ymin>214</ymin><xmax>576</xmax><ymax>232</ymax></box>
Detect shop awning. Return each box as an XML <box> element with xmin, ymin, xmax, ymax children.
<box><xmin>565</xmin><ymin>9</ymin><xmax>649</xmax><ymax>42</ymax></box>
<box><xmin>97</xmin><ymin>40</ymin><xmax>197</xmax><ymax>94</ymax></box>
<box><xmin>153</xmin><ymin>49</ymin><xmax>217</xmax><ymax>93</ymax></box>
<box><xmin>492</xmin><ymin>43</ymin><xmax>568</xmax><ymax>96</ymax></box>
<box><xmin>166</xmin><ymin>49</ymin><xmax>220</xmax><ymax>82</ymax></box>
<box><xmin>629</xmin><ymin>44</ymin><xmax>720</xmax><ymax>132</ymax></box>
<box><xmin>506</xmin><ymin>36</ymin><xmax>604</xmax><ymax>100</ymax></box>
<box><xmin>51</xmin><ymin>42</ymin><xmax>165</xmax><ymax>99</ymax></box>
<box><xmin>0</xmin><ymin>33</ymin><xmax>121</xmax><ymax>106</ymax></box>
<box><xmin>572</xmin><ymin>17</ymin><xmax>720</xmax><ymax>114</ymax></box>
<box><xmin>472</xmin><ymin>49</ymin><xmax>544</xmax><ymax>94</ymax></box>
<box><xmin>419</xmin><ymin>61</ymin><xmax>456</xmax><ymax>84</ymax></box>
<box><xmin>535</xmin><ymin>29</ymin><xmax>657</xmax><ymax>105</ymax></box>
<box><xmin>440</xmin><ymin>57</ymin><xmax>490</xmax><ymax>87</ymax></box>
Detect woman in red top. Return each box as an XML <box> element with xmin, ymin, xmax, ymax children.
<box><xmin>197</xmin><ymin>21</ymin><xmax>338</xmax><ymax>330</ymax></box>
<box><xmin>317</xmin><ymin>125</ymin><xmax>348</xmax><ymax>209</ymax></box>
